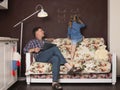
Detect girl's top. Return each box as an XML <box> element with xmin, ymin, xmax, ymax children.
<box><xmin>67</xmin><ymin>21</ymin><xmax>85</xmax><ymax>40</ymax></box>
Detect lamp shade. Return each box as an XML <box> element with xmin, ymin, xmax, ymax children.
<box><xmin>37</xmin><ymin>8</ymin><xmax>48</xmax><ymax>17</ymax></box>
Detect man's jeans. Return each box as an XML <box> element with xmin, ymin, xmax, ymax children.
<box><xmin>35</xmin><ymin>46</ymin><xmax>67</xmax><ymax>82</ymax></box>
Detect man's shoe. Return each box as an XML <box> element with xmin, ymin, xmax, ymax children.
<box><xmin>67</xmin><ymin>67</ymin><xmax>81</xmax><ymax>75</ymax></box>
<box><xmin>52</xmin><ymin>83</ymin><xmax>63</xmax><ymax>90</ymax></box>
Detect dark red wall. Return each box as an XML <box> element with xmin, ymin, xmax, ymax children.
<box><xmin>0</xmin><ymin>0</ymin><xmax>108</xmax><ymax>76</ymax></box>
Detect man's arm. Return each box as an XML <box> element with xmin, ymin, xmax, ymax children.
<box><xmin>29</xmin><ymin>48</ymin><xmax>40</xmax><ymax>53</ymax></box>
<box><xmin>23</xmin><ymin>40</ymin><xmax>40</xmax><ymax>53</ymax></box>
<box><xmin>28</xmin><ymin>48</ymin><xmax>35</xmax><ymax>53</ymax></box>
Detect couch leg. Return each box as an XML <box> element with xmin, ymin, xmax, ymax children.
<box><xmin>27</xmin><ymin>82</ymin><xmax>30</xmax><ymax>85</ymax></box>
<box><xmin>26</xmin><ymin>75</ymin><xmax>31</xmax><ymax>85</ymax></box>
<box><xmin>112</xmin><ymin>82</ymin><xmax>116</xmax><ymax>85</ymax></box>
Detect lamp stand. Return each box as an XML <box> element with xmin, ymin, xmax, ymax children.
<box><xmin>18</xmin><ymin>22</ymin><xmax>24</xmax><ymax>81</ymax></box>
<box><xmin>13</xmin><ymin>4</ymin><xmax>48</xmax><ymax>81</ymax></box>
<box><xmin>14</xmin><ymin>10</ymin><xmax>40</xmax><ymax>81</ymax></box>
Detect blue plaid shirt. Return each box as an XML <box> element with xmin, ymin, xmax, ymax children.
<box><xmin>23</xmin><ymin>39</ymin><xmax>46</xmax><ymax>54</ymax></box>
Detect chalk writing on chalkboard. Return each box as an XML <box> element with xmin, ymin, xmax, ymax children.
<box><xmin>57</xmin><ymin>8</ymin><xmax>67</xmax><ymax>23</ymax></box>
<box><xmin>57</xmin><ymin>8</ymin><xmax>80</xmax><ymax>23</ymax></box>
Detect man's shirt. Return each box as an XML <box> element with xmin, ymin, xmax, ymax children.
<box><xmin>23</xmin><ymin>39</ymin><xmax>46</xmax><ymax>54</ymax></box>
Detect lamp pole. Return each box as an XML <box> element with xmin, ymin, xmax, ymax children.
<box><xmin>13</xmin><ymin>10</ymin><xmax>39</xmax><ymax>28</ymax></box>
<box><xmin>20</xmin><ymin>22</ymin><xmax>23</xmax><ymax>55</ymax></box>
<box><xmin>13</xmin><ymin>10</ymin><xmax>39</xmax><ymax>55</ymax></box>
<box><xmin>13</xmin><ymin>4</ymin><xmax>48</xmax><ymax>80</ymax></box>
<box><xmin>13</xmin><ymin>4</ymin><xmax>48</xmax><ymax>55</ymax></box>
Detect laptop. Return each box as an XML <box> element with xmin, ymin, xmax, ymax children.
<box><xmin>41</xmin><ymin>43</ymin><xmax>56</xmax><ymax>51</ymax></box>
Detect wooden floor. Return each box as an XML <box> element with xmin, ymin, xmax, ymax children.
<box><xmin>8</xmin><ymin>78</ymin><xmax>120</xmax><ymax>90</ymax></box>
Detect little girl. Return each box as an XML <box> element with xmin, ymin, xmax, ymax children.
<box><xmin>67</xmin><ymin>15</ymin><xmax>86</xmax><ymax>60</ymax></box>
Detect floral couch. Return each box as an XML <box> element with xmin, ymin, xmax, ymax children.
<box><xmin>25</xmin><ymin>38</ymin><xmax>116</xmax><ymax>85</ymax></box>
<box><xmin>26</xmin><ymin>38</ymin><xmax>111</xmax><ymax>75</ymax></box>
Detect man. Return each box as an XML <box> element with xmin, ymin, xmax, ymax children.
<box><xmin>24</xmin><ymin>27</ymin><xmax>78</xmax><ymax>90</ymax></box>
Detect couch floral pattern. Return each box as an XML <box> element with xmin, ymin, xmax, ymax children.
<box><xmin>25</xmin><ymin>38</ymin><xmax>111</xmax><ymax>76</ymax></box>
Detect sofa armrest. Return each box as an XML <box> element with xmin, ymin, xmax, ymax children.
<box><xmin>111</xmin><ymin>52</ymin><xmax>117</xmax><ymax>84</ymax></box>
<box><xmin>25</xmin><ymin>53</ymin><xmax>35</xmax><ymax>71</ymax></box>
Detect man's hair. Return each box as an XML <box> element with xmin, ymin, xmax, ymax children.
<box><xmin>32</xmin><ymin>26</ymin><xmax>42</xmax><ymax>37</ymax></box>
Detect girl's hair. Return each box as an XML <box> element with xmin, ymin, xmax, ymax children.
<box><xmin>68</xmin><ymin>15</ymin><xmax>81</xmax><ymax>28</ymax></box>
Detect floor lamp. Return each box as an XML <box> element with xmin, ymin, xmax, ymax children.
<box><xmin>13</xmin><ymin>4</ymin><xmax>48</xmax><ymax>80</ymax></box>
